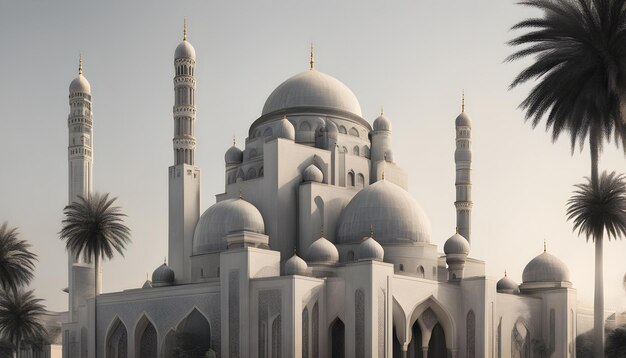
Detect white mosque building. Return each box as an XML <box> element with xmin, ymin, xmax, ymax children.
<box><xmin>58</xmin><ymin>25</ymin><xmax>582</xmax><ymax>358</ymax></box>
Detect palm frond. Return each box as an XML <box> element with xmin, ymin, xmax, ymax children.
<box><xmin>0</xmin><ymin>290</ymin><xmax>47</xmax><ymax>348</ymax></box>
<box><xmin>566</xmin><ymin>171</ymin><xmax>626</xmax><ymax>241</ymax></box>
<box><xmin>0</xmin><ymin>223</ymin><xmax>37</xmax><ymax>294</ymax></box>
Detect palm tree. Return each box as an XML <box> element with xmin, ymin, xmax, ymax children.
<box><xmin>508</xmin><ymin>1</ymin><xmax>626</xmax><ymax>355</ymax></box>
<box><xmin>0</xmin><ymin>223</ymin><xmax>37</xmax><ymax>295</ymax></box>
<box><xmin>0</xmin><ymin>289</ymin><xmax>46</xmax><ymax>358</ymax></box>
<box><xmin>567</xmin><ymin>171</ymin><xmax>626</xmax><ymax>356</ymax></box>
<box><xmin>59</xmin><ymin>192</ymin><xmax>131</xmax><ymax>355</ymax></box>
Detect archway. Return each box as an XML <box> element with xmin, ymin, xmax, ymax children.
<box><xmin>330</xmin><ymin>318</ymin><xmax>345</xmax><ymax>358</ymax></box>
<box><xmin>106</xmin><ymin>318</ymin><xmax>128</xmax><ymax>358</ymax></box>
<box><xmin>427</xmin><ymin>323</ymin><xmax>446</xmax><ymax>357</ymax></box>
<box><xmin>137</xmin><ymin>321</ymin><xmax>157</xmax><ymax>358</ymax></box>
<box><xmin>407</xmin><ymin>320</ymin><xmax>423</xmax><ymax>358</ymax></box>
<box><xmin>163</xmin><ymin>308</ymin><xmax>212</xmax><ymax>358</ymax></box>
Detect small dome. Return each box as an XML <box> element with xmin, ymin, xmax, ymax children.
<box><xmin>358</xmin><ymin>236</ymin><xmax>384</xmax><ymax>261</ymax></box>
<box><xmin>455</xmin><ymin>112</ymin><xmax>472</xmax><ymax>127</ymax></box>
<box><xmin>225</xmin><ymin>144</ymin><xmax>243</xmax><ymax>165</ymax></box>
<box><xmin>373</xmin><ymin>114</ymin><xmax>392</xmax><ymax>131</ymax></box>
<box><xmin>284</xmin><ymin>253</ymin><xmax>308</xmax><ymax>275</ymax></box>
<box><xmin>443</xmin><ymin>233</ymin><xmax>470</xmax><ymax>255</ymax></box>
<box><xmin>522</xmin><ymin>251</ymin><xmax>571</xmax><ymax>283</ymax></box>
<box><xmin>175</xmin><ymin>40</ymin><xmax>196</xmax><ymax>59</ymax></box>
<box><xmin>193</xmin><ymin>198</ymin><xmax>265</xmax><ymax>254</ymax></box>
<box><xmin>276</xmin><ymin>116</ymin><xmax>296</xmax><ymax>140</ymax></box>
<box><xmin>302</xmin><ymin>164</ymin><xmax>323</xmax><ymax>183</ymax></box>
<box><xmin>152</xmin><ymin>263</ymin><xmax>175</xmax><ymax>287</ymax></box>
<box><xmin>307</xmin><ymin>237</ymin><xmax>339</xmax><ymax>264</ymax></box>
<box><xmin>337</xmin><ymin>180</ymin><xmax>431</xmax><ymax>244</ymax></box>
<box><xmin>262</xmin><ymin>70</ymin><xmax>362</xmax><ymax>117</ymax></box>
<box><xmin>69</xmin><ymin>75</ymin><xmax>91</xmax><ymax>94</ymax></box>
<box><xmin>497</xmin><ymin>273</ymin><xmax>519</xmax><ymax>294</ymax></box>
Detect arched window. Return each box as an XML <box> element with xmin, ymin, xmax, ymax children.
<box><xmin>417</xmin><ymin>265</ymin><xmax>425</xmax><ymax>278</ymax></box>
<box><xmin>349</xmin><ymin>127</ymin><xmax>359</xmax><ymax>137</ymax></box>
<box><xmin>338</xmin><ymin>125</ymin><xmax>347</xmax><ymax>134</ymax></box>
<box><xmin>348</xmin><ymin>172</ymin><xmax>355</xmax><ymax>187</ymax></box>
<box><xmin>106</xmin><ymin>318</ymin><xmax>127</xmax><ymax>358</ymax></box>
<box><xmin>170</xmin><ymin>308</ymin><xmax>212</xmax><ymax>357</ymax></box>
<box><xmin>467</xmin><ymin>310</ymin><xmax>476</xmax><ymax>358</ymax></box>
<box><xmin>330</xmin><ymin>318</ymin><xmax>345</xmax><ymax>358</ymax></box>
<box><xmin>352</xmin><ymin>146</ymin><xmax>360</xmax><ymax>156</ymax></box>
<box><xmin>362</xmin><ymin>146</ymin><xmax>370</xmax><ymax>158</ymax></box>
<box><xmin>356</xmin><ymin>174</ymin><xmax>365</xmax><ymax>188</ymax></box>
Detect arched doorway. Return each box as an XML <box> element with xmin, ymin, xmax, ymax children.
<box><xmin>408</xmin><ymin>320</ymin><xmax>423</xmax><ymax>358</ymax></box>
<box><xmin>138</xmin><ymin>321</ymin><xmax>157</xmax><ymax>358</ymax></box>
<box><xmin>162</xmin><ymin>308</ymin><xmax>212</xmax><ymax>357</ymax></box>
<box><xmin>428</xmin><ymin>323</ymin><xmax>447</xmax><ymax>357</ymax></box>
<box><xmin>106</xmin><ymin>318</ymin><xmax>128</xmax><ymax>358</ymax></box>
<box><xmin>330</xmin><ymin>318</ymin><xmax>345</xmax><ymax>358</ymax></box>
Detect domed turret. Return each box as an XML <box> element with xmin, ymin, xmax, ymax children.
<box><xmin>522</xmin><ymin>250</ymin><xmax>571</xmax><ymax>284</ymax></box>
<box><xmin>69</xmin><ymin>56</ymin><xmax>91</xmax><ymax>94</ymax></box>
<box><xmin>497</xmin><ymin>271</ymin><xmax>519</xmax><ymax>294</ymax></box>
<box><xmin>302</xmin><ymin>164</ymin><xmax>323</xmax><ymax>183</ymax></box>
<box><xmin>358</xmin><ymin>235</ymin><xmax>385</xmax><ymax>261</ymax></box>
<box><xmin>444</xmin><ymin>231</ymin><xmax>470</xmax><ymax>281</ymax></box>
<box><xmin>193</xmin><ymin>198</ymin><xmax>265</xmax><ymax>254</ymax></box>
<box><xmin>455</xmin><ymin>112</ymin><xmax>472</xmax><ymax>127</ymax></box>
<box><xmin>175</xmin><ymin>20</ymin><xmax>196</xmax><ymax>59</ymax></box>
<box><xmin>152</xmin><ymin>262</ymin><xmax>175</xmax><ymax>287</ymax></box>
<box><xmin>276</xmin><ymin>116</ymin><xmax>296</xmax><ymax>140</ymax></box>
<box><xmin>443</xmin><ymin>232</ymin><xmax>470</xmax><ymax>255</ymax></box>
<box><xmin>225</xmin><ymin>142</ymin><xmax>243</xmax><ymax>165</ymax></box>
<box><xmin>337</xmin><ymin>180</ymin><xmax>431</xmax><ymax>245</ymax></box>
<box><xmin>307</xmin><ymin>236</ymin><xmax>339</xmax><ymax>265</ymax></box>
<box><xmin>284</xmin><ymin>253</ymin><xmax>308</xmax><ymax>275</ymax></box>
<box><xmin>373</xmin><ymin>113</ymin><xmax>392</xmax><ymax>132</ymax></box>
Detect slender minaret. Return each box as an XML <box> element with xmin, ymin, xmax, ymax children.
<box><xmin>67</xmin><ymin>55</ymin><xmax>95</xmax><ymax>319</ymax></box>
<box><xmin>169</xmin><ymin>19</ymin><xmax>201</xmax><ymax>283</ymax></box>
<box><xmin>454</xmin><ymin>92</ymin><xmax>473</xmax><ymax>243</ymax></box>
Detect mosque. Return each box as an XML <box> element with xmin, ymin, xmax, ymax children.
<box><xmin>57</xmin><ymin>24</ymin><xmax>581</xmax><ymax>358</ymax></box>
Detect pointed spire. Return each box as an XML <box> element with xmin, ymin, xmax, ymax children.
<box><xmin>380</xmin><ymin>106</ymin><xmax>384</xmax><ymax>115</ymax></box>
<box><xmin>239</xmin><ymin>189</ymin><xmax>243</xmax><ymax>199</ymax></box>
<box><xmin>370</xmin><ymin>224</ymin><xmax>374</xmax><ymax>238</ymax></box>
<box><xmin>233</xmin><ymin>136</ymin><xmax>236</xmax><ymax>146</ymax></box>
<box><xmin>163</xmin><ymin>257</ymin><xmax>167</xmax><ymax>264</ymax></box>
<box><xmin>455</xmin><ymin>226</ymin><xmax>459</xmax><ymax>234</ymax></box>
<box><xmin>309</xmin><ymin>43</ymin><xmax>315</xmax><ymax>70</ymax></box>
<box><xmin>504</xmin><ymin>270</ymin><xmax>508</xmax><ymax>277</ymax></box>
<box><xmin>461</xmin><ymin>90</ymin><xmax>465</xmax><ymax>113</ymax></box>
<box><xmin>183</xmin><ymin>17</ymin><xmax>187</xmax><ymax>41</ymax></box>
<box><xmin>544</xmin><ymin>239</ymin><xmax>547</xmax><ymax>252</ymax></box>
<box><xmin>320</xmin><ymin>224</ymin><xmax>324</xmax><ymax>238</ymax></box>
<box><xmin>78</xmin><ymin>53</ymin><xmax>83</xmax><ymax>76</ymax></box>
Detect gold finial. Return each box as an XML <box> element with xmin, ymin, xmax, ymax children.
<box><xmin>381</xmin><ymin>106</ymin><xmax>384</xmax><ymax>115</ymax></box>
<box><xmin>239</xmin><ymin>189</ymin><xmax>243</xmax><ymax>199</ymax></box>
<box><xmin>293</xmin><ymin>246</ymin><xmax>297</xmax><ymax>255</ymax></box>
<box><xmin>164</xmin><ymin>257</ymin><xmax>167</xmax><ymax>264</ymax></box>
<box><xmin>370</xmin><ymin>224</ymin><xmax>374</xmax><ymax>238</ymax></box>
<box><xmin>78</xmin><ymin>53</ymin><xmax>83</xmax><ymax>76</ymax></box>
<box><xmin>455</xmin><ymin>226</ymin><xmax>459</xmax><ymax>234</ymax></box>
<box><xmin>461</xmin><ymin>90</ymin><xmax>465</xmax><ymax>113</ymax></box>
<box><xmin>544</xmin><ymin>239</ymin><xmax>547</xmax><ymax>252</ymax></box>
<box><xmin>183</xmin><ymin>17</ymin><xmax>187</xmax><ymax>41</ymax></box>
<box><xmin>309</xmin><ymin>43</ymin><xmax>315</xmax><ymax>70</ymax></box>
<box><xmin>504</xmin><ymin>270</ymin><xmax>507</xmax><ymax>277</ymax></box>
<box><xmin>320</xmin><ymin>224</ymin><xmax>324</xmax><ymax>238</ymax></box>
<box><xmin>233</xmin><ymin>136</ymin><xmax>236</xmax><ymax>146</ymax></box>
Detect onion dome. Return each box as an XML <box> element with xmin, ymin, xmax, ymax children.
<box><xmin>152</xmin><ymin>263</ymin><xmax>175</xmax><ymax>287</ymax></box>
<box><xmin>302</xmin><ymin>164</ymin><xmax>323</xmax><ymax>183</ymax></box>
<box><xmin>225</xmin><ymin>142</ymin><xmax>243</xmax><ymax>165</ymax></box>
<box><xmin>358</xmin><ymin>236</ymin><xmax>385</xmax><ymax>261</ymax></box>
<box><xmin>497</xmin><ymin>272</ymin><xmax>519</xmax><ymax>294</ymax></box>
<box><xmin>276</xmin><ymin>116</ymin><xmax>296</xmax><ymax>140</ymax></box>
<box><xmin>373</xmin><ymin>114</ymin><xmax>392</xmax><ymax>131</ymax></box>
<box><xmin>337</xmin><ymin>180</ymin><xmax>431</xmax><ymax>244</ymax></box>
<box><xmin>193</xmin><ymin>198</ymin><xmax>265</xmax><ymax>254</ymax></box>
<box><xmin>307</xmin><ymin>236</ymin><xmax>339</xmax><ymax>264</ymax></box>
<box><xmin>522</xmin><ymin>249</ymin><xmax>570</xmax><ymax>283</ymax></box>
<box><xmin>455</xmin><ymin>112</ymin><xmax>472</xmax><ymax>127</ymax></box>
<box><xmin>443</xmin><ymin>232</ymin><xmax>470</xmax><ymax>255</ymax></box>
<box><xmin>284</xmin><ymin>253</ymin><xmax>308</xmax><ymax>275</ymax></box>
<box><xmin>262</xmin><ymin>70</ymin><xmax>362</xmax><ymax>117</ymax></box>
<box><xmin>69</xmin><ymin>75</ymin><xmax>91</xmax><ymax>94</ymax></box>
<box><xmin>175</xmin><ymin>41</ymin><xmax>196</xmax><ymax>59</ymax></box>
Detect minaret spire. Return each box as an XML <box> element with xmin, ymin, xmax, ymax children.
<box><xmin>78</xmin><ymin>53</ymin><xmax>83</xmax><ymax>75</ymax></box>
<box><xmin>183</xmin><ymin>17</ymin><xmax>187</xmax><ymax>41</ymax></box>
<box><xmin>462</xmin><ymin>90</ymin><xmax>465</xmax><ymax>112</ymax></box>
<box><xmin>309</xmin><ymin>43</ymin><xmax>315</xmax><ymax>70</ymax></box>
<box><xmin>454</xmin><ymin>95</ymin><xmax>473</xmax><ymax>243</ymax></box>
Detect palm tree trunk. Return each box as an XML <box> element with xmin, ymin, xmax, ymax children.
<box><xmin>594</xmin><ymin>230</ymin><xmax>605</xmax><ymax>358</ymax></box>
<box><xmin>590</xmin><ymin>125</ymin><xmax>600</xmax><ymax>189</ymax></box>
<box><xmin>94</xmin><ymin>256</ymin><xmax>99</xmax><ymax>358</ymax></box>
<box><xmin>15</xmin><ymin>340</ymin><xmax>19</xmax><ymax>358</ymax></box>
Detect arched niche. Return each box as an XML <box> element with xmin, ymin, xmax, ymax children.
<box><xmin>105</xmin><ymin>317</ymin><xmax>128</xmax><ymax>358</ymax></box>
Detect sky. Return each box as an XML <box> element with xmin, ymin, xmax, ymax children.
<box><xmin>1</xmin><ymin>0</ymin><xmax>625</xmax><ymax>313</ymax></box>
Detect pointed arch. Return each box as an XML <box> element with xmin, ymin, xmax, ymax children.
<box><xmin>134</xmin><ymin>314</ymin><xmax>158</xmax><ymax>358</ymax></box>
<box><xmin>161</xmin><ymin>329</ymin><xmax>176</xmax><ymax>358</ymax></box>
<box><xmin>511</xmin><ymin>318</ymin><xmax>530</xmax><ymax>358</ymax></box>
<box><xmin>338</xmin><ymin>125</ymin><xmax>347</xmax><ymax>134</ymax></box>
<box><xmin>329</xmin><ymin>317</ymin><xmax>345</xmax><ymax>358</ymax></box>
<box><xmin>175</xmin><ymin>307</ymin><xmax>212</xmax><ymax>356</ymax></box>
<box><xmin>105</xmin><ymin>316</ymin><xmax>128</xmax><ymax>358</ymax></box>
<box><xmin>467</xmin><ymin>310</ymin><xmax>476</xmax><ymax>358</ymax></box>
<box><xmin>407</xmin><ymin>295</ymin><xmax>456</xmax><ymax>350</ymax></box>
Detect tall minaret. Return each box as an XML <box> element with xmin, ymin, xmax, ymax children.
<box><xmin>67</xmin><ymin>55</ymin><xmax>95</xmax><ymax>320</ymax></box>
<box><xmin>454</xmin><ymin>92</ymin><xmax>473</xmax><ymax>243</ymax></box>
<box><xmin>169</xmin><ymin>19</ymin><xmax>201</xmax><ymax>283</ymax></box>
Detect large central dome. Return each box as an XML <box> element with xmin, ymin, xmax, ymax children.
<box><xmin>261</xmin><ymin>69</ymin><xmax>362</xmax><ymax>117</ymax></box>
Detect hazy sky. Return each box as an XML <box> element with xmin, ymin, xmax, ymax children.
<box><xmin>1</xmin><ymin>0</ymin><xmax>625</xmax><ymax>312</ymax></box>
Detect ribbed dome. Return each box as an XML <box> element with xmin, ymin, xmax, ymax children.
<box><xmin>497</xmin><ymin>273</ymin><xmax>519</xmax><ymax>294</ymax></box>
<box><xmin>337</xmin><ymin>180</ymin><xmax>431</xmax><ymax>244</ymax></box>
<box><xmin>444</xmin><ymin>233</ymin><xmax>470</xmax><ymax>255</ymax></box>
<box><xmin>262</xmin><ymin>70</ymin><xmax>362</xmax><ymax>117</ymax></box>
<box><xmin>358</xmin><ymin>236</ymin><xmax>384</xmax><ymax>261</ymax></box>
<box><xmin>522</xmin><ymin>251</ymin><xmax>571</xmax><ymax>283</ymax></box>
<box><xmin>373</xmin><ymin>114</ymin><xmax>392</xmax><ymax>131</ymax></box>
<box><xmin>225</xmin><ymin>144</ymin><xmax>243</xmax><ymax>165</ymax></box>
<box><xmin>69</xmin><ymin>75</ymin><xmax>91</xmax><ymax>94</ymax></box>
<box><xmin>193</xmin><ymin>198</ymin><xmax>265</xmax><ymax>254</ymax></box>
<box><xmin>152</xmin><ymin>263</ymin><xmax>175</xmax><ymax>287</ymax></box>
<box><xmin>175</xmin><ymin>40</ymin><xmax>196</xmax><ymax>59</ymax></box>
<box><xmin>284</xmin><ymin>254</ymin><xmax>308</xmax><ymax>275</ymax></box>
<box><xmin>276</xmin><ymin>116</ymin><xmax>296</xmax><ymax>140</ymax></box>
<box><xmin>307</xmin><ymin>237</ymin><xmax>339</xmax><ymax>264</ymax></box>
<box><xmin>456</xmin><ymin>112</ymin><xmax>472</xmax><ymax>127</ymax></box>
<box><xmin>302</xmin><ymin>164</ymin><xmax>323</xmax><ymax>183</ymax></box>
